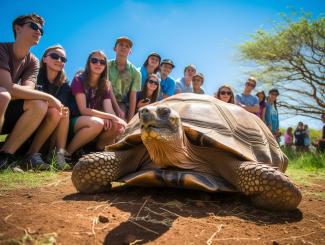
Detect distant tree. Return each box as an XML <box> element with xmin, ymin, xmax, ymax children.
<box><xmin>239</xmin><ymin>13</ymin><xmax>324</xmax><ymax>120</ymax></box>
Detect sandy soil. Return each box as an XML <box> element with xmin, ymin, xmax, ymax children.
<box><xmin>0</xmin><ymin>172</ymin><xmax>324</xmax><ymax>245</ymax></box>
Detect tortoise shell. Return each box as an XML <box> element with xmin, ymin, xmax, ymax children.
<box><xmin>108</xmin><ymin>93</ymin><xmax>288</xmax><ymax>172</ymax></box>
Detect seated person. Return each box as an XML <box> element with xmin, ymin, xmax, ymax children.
<box><xmin>25</xmin><ymin>45</ymin><xmax>71</xmax><ymax>170</ymax></box>
<box><xmin>192</xmin><ymin>72</ymin><xmax>205</xmax><ymax>94</ymax></box>
<box><xmin>136</xmin><ymin>74</ymin><xmax>160</xmax><ymax>110</ymax></box>
<box><xmin>67</xmin><ymin>51</ymin><xmax>127</xmax><ymax>156</ymax></box>
<box><xmin>214</xmin><ymin>85</ymin><xmax>235</xmax><ymax>104</ymax></box>
<box><xmin>0</xmin><ymin>13</ymin><xmax>62</xmax><ymax>170</ymax></box>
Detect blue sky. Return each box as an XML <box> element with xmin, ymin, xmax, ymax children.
<box><xmin>1</xmin><ymin>0</ymin><xmax>324</xmax><ymax>129</ymax></box>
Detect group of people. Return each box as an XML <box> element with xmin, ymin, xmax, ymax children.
<box><xmin>284</xmin><ymin>115</ymin><xmax>325</xmax><ymax>152</ymax></box>
<box><xmin>0</xmin><ymin>13</ymin><xmax>324</xmax><ymax>172</ymax></box>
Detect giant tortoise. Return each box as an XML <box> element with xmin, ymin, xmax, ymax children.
<box><xmin>72</xmin><ymin>93</ymin><xmax>302</xmax><ymax>211</ymax></box>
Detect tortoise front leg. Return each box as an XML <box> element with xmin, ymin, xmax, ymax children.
<box><xmin>72</xmin><ymin>145</ymin><xmax>150</xmax><ymax>193</ymax></box>
<box><xmin>235</xmin><ymin>162</ymin><xmax>302</xmax><ymax>211</ymax></box>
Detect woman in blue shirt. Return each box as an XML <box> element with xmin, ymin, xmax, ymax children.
<box><xmin>265</xmin><ymin>88</ymin><xmax>280</xmax><ymax>142</ymax></box>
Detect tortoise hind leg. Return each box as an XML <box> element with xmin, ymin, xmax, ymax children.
<box><xmin>236</xmin><ymin>162</ymin><xmax>302</xmax><ymax>211</ymax></box>
<box><xmin>72</xmin><ymin>145</ymin><xmax>150</xmax><ymax>193</ymax></box>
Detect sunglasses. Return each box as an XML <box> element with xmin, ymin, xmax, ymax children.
<box><xmin>90</xmin><ymin>57</ymin><xmax>106</xmax><ymax>65</ymax></box>
<box><xmin>246</xmin><ymin>82</ymin><xmax>256</xmax><ymax>88</ymax></box>
<box><xmin>47</xmin><ymin>53</ymin><xmax>67</xmax><ymax>63</ymax></box>
<box><xmin>148</xmin><ymin>79</ymin><xmax>159</xmax><ymax>86</ymax></box>
<box><xmin>220</xmin><ymin>91</ymin><xmax>232</xmax><ymax>96</ymax></box>
<box><xmin>24</xmin><ymin>22</ymin><xmax>44</xmax><ymax>36</ymax></box>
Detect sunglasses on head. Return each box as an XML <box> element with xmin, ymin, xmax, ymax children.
<box><xmin>148</xmin><ymin>79</ymin><xmax>159</xmax><ymax>86</ymax></box>
<box><xmin>24</xmin><ymin>22</ymin><xmax>44</xmax><ymax>36</ymax></box>
<box><xmin>246</xmin><ymin>82</ymin><xmax>256</xmax><ymax>88</ymax></box>
<box><xmin>47</xmin><ymin>53</ymin><xmax>67</xmax><ymax>63</ymax></box>
<box><xmin>90</xmin><ymin>57</ymin><xmax>106</xmax><ymax>65</ymax></box>
<box><xmin>220</xmin><ymin>91</ymin><xmax>232</xmax><ymax>96</ymax></box>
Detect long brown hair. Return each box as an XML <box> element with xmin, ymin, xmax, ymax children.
<box><xmin>40</xmin><ymin>44</ymin><xmax>67</xmax><ymax>86</ymax></box>
<box><xmin>81</xmin><ymin>50</ymin><xmax>110</xmax><ymax>101</ymax></box>
<box><xmin>141</xmin><ymin>74</ymin><xmax>160</xmax><ymax>103</ymax></box>
<box><xmin>214</xmin><ymin>85</ymin><xmax>235</xmax><ymax>104</ymax></box>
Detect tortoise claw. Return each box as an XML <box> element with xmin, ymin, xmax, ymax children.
<box><xmin>237</xmin><ymin>162</ymin><xmax>302</xmax><ymax>211</ymax></box>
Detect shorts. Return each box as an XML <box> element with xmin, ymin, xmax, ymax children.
<box><xmin>2</xmin><ymin>100</ymin><xmax>24</xmax><ymax>134</ymax></box>
<box><xmin>68</xmin><ymin>116</ymin><xmax>79</xmax><ymax>138</ymax></box>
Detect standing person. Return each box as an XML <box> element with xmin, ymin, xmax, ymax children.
<box><xmin>174</xmin><ymin>64</ymin><xmax>196</xmax><ymax>94</ymax></box>
<box><xmin>235</xmin><ymin>77</ymin><xmax>259</xmax><ymax>114</ymax></box>
<box><xmin>139</xmin><ymin>52</ymin><xmax>161</xmax><ymax>86</ymax></box>
<box><xmin>294</xmin><ymin>122</ymin><xmax>305</xmax><ymax>152</ymax></box>
<box><xmin>284</xmin><ymin>127</ymin><xmax>294</xmax><ymax>149</ymax></box>
<box><xmin>0</xmin><ymin>13</ymin><xmax>62</xmax><ymax>170</ymax></box>
<box><xmin>136</xmin><ymin>74</ymin><xmax>160</xmax><ymax>110</ymax></box>
<box><xmin>265</xmin><ymin>88</ymin><xmax>280</xmax><ymax>142</ymax></box>
<box><xmin>192</xmin><ymin>72</ymin><xmax>205</xmax><ymax>94</ymax></box>
<box><xmin>67</xmin><ymin>51</ymin><xmax>127</xmax><ymax>155</ymax></box>
<box><xmin>256</xmin><ymin>90</ymin><xmax>266</xmax><ymax>122</ymax></box>
<box><xmin>108</xmin><ymin>37</ymin><xmax>141</xmax><ymax>122</ymax></box>
<box><xmin>303</xmin><ymin>124</ymin><xmax>310</xmax><ymax>151</ymax></box>
<box><xmin>214</xmin><ymin>85</ymin><xmax>235</xmax><ymax>104</ymax></box>
<box><xmin>313</xmin><ymin>113</ymin><xmax>325</xmax><ymax>152</ymax></box>
<box><xmin>158</xmin><ymin>59</ymin><xmax>175</xmax><ymax>100</ymax></box>
<box><xmin>24</xmin><ymin>45</ymin><xmax>70</xmax><ymax>170</ymax></box>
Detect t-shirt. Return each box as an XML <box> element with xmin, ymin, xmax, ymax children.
<box><xmin>235</xmin><ymin>93</ymin><xmax>259</xmax><ymax>107</ymax></box>
<box><xmin>108</xmin><ymin>60</ymin><xmax>141</xmax><ymax>103</ymax></box>
<box><xmin>139</xmin><ymin>65</ymin><xmax>147</xmax><ymax>87</ymax></box>
<box><xmin>265</xmin><ymin>103</ymin><xmax>279</xmax><ymax>134</ymax></box>
<box><xmin>258</xmin><ymin>101</ymin><xmax>266</xmax><ymax>119</ymax></box>
<box><xmin>175</xmin><ymin>77</ymin><xmax>193</xmax><ymax>93</ymax></box>
<box><xmin>158</xmin><ymin>73</ymin><xmax>175</xmax><ymax>100</ymax></box>
<box><xmin>71</xmin><ymin>74</ymin><xmax>111</xmax><ymax>110</ymax></box>
<box><xmin>36</xmin><ymin>70</ymin><xmax>71</xmax><ymax>107</ymax></box>
<box><xmin>284</xmin><ymin>132</ymin><xmax>293</xmax><ymax>145</ymax></box>
<box><xmin>294</xmin><ymin>129</ymin><xmax>305</xmax><ymax>146</ymax></box>
<box><xmin>0</xmin><ymin>42</ymin><xmax>39</xmax><ymax>85</ymax></box>
<box><xmin>194</xmin><ymin>88</ymin><xmax>205</xmax><ymax>94</ymax></box>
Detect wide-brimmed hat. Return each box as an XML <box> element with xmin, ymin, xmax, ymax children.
<box><xmin>115</xmin><ymin>36</ymin><xmax>133</xmax><ymax>48</ymax></box>
<box><xmin>160</xmin><ymin>59</ymin><xmax>175</xmax><ymax>68</ymax></box>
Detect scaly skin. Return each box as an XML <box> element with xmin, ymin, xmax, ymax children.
<box><xmin>236</xmin><ymin>162</ymin><xmax>302</xmax><ymax>210</ymax></box>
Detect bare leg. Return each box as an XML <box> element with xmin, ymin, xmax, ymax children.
<box><xmin>72</xmin><ymin>144</ymin><xmax>150</xmax><ymax>193</ymax></box>
<box><xmin>26</xmin><ymin>108</ymin><xmax>61</xmax><ymax>155</ymax></box>
<box><xmin>1</xmin><ymin>100</ymin><xmax>47</xmax><ymax>154</ymax></box>
<box><xmin>50</xmin><ymin>115</ymin><xmax>69</xmax><ymax>151</ymax></box>
<box><xmin>0</xmin><ymin>87</ymin><xmax>11</xmax><ymax>133</ymax></box>
<box><xmin>96</xmin><ymin>122</ymin><xmax>122</xmax><ymax>150</ymax></box>
<box><xmin>66</xmin><ymin>116</ymin><xmax>103</xmax><ymax>154</ymax></box>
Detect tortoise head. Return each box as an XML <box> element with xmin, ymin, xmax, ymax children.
<box><xmin>138</xmin><ymin>105</ymin><xmax>182</xmax><ymax>144</ymax></box>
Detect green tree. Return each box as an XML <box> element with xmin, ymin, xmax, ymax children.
<box><xmin>240</xmin><ymin>14</ymin><xmax>325</xmax><ymax>120</ymax></box>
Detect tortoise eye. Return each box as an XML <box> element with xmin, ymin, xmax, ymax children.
<box><xmin>158</xmin><ymin>107</ymin><xmax>171</xmax><ymax>118</ymax></box>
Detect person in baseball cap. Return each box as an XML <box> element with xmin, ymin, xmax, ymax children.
<box><xmin>114</xmin><ymin>36</ymin><xmax>133</xmax><ymax>48</ymax></box>
<box><xmin>139</xmin><ymin>52</ymin><xmax>161</xmax><ymax>86</ymax></box>
<box><xmin>158</xmin><ymin>59</ymin><xmax>176</xmax><ymax>100</ymax></box>
<box><xmin>192</xmin><ymin>72</ymin><xmax>205</xmax><ymax>94</ymax></box>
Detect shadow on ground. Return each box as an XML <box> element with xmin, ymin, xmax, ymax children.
<box><xmin>64</xmin><ymin>186</ymin><xmax>302</xmax><ymax>244</ymax></box>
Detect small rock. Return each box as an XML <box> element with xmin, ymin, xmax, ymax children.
<box><xmin>98</xmin><ymin>215</ymin><xmax>109</xmax><ymax>223</ymax></box>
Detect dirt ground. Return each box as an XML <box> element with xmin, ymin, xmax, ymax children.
<box><xmin>0</xmin><ymin>172</ymin><xmax>324</xmax><ymax>245</ymax></box>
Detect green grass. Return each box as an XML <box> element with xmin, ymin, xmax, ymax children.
<box><xmin>0</xmin><ymin>134</ymin><xmax>7</xmax><ymax>142</ymax></box>
<box><xmin>0</xmin><ymin>169</ymin><xmax>57</xmax><ymax>191</ymax></box>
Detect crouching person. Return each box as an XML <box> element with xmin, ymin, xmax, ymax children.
<box><xmin>25</xmin><ymin>45</ymin><xmax>71</xmax><ymax>170</ymax></box>
<box><xmin>0</xmin><ymin>13</ymin><xmax>62</xmax><ymax>171</ymax></box>
<box><xmin>66</xmin><ymin>51</ymin><xmax>127</xmax><ymax>158</ymax></box>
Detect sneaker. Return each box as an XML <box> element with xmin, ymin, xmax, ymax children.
<box><xmin>28</xmin><ymin>153</ymin><xmax>50</xmax><ymax>171</ymax></box>
<box><xmin>55</xmin><ymin>151</ymin><xmax>71</xmax><ymax>170</ymax></box>
<box><xmin>0</xmin><ymin>151</ymin><xmax>17</xmax><ymax>171</ymax></box>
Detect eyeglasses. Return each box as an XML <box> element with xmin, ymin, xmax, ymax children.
<box><xmin>24</xmin><ymin>22</ymin><xmax>44</xmax><ymax>36</ymax></box>
<box><xmin>220</xmin><ymin>91</ymin><xmax>232</xmax><ymax>96</ymax></box>
<box><xmin>47</xmin><ymin>53</ymin><xmax>67</xmax><ymax>63</ymax></box>
<box><xmin>148</xmin><ymin>79</ymin><xmax>159</xmax><ymax>86</ymax></box>
<box><xmin>245</xmin><ymin>82</ymin><xmax>256</xmax><ymax>88</ymax></box>
<box><xmin>90</xmin><ymin>57</ymin><xmax>106</xmax><ymax>65</ymax></box>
